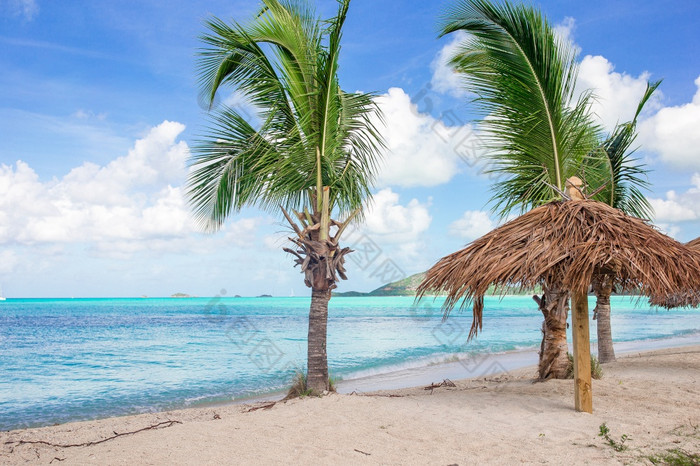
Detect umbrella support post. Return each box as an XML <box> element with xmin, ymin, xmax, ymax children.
<box><xmin>571</xmin><ymin>289</ymin><xmax>593</xmax><ymax>413</ymax></box>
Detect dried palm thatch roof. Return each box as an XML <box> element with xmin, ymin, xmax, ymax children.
<box><xmin>648</xmin><ymin>236</ymin><xmax>700</xmax><ymax>308</ymax></box>
<box><xmin>417</xmin><ymin>200</ymin><xmax>700</xmax><ymax>338</ymax></box>
<box><xmin>687</xmin><ymin>237</ymin><xmax>700</xmax><ymax>250</ymax></box>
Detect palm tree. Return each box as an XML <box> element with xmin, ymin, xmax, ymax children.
<box><xmin>439</xmin><ymin>0</ymin><xmax>601</xmax><ymax>379</ymax></box>
<box><xmin>587</xmin><ymin>80</ymin><xmax>659</xmax><ymax>363</ymax></box>
<box><xmin>188</xmin><ymin>0</ymin><xmax>385</xmax><ymax>394</ymax></box>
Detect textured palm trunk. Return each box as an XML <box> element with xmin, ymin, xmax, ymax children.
<box><xmin>534</xmin><ymin>282</ymin><xmax>570</xmax><ymax>379</ymax></box>
<box><xmin>307</xmin><ymin>288</ymin><xmax>330</xmax><ymax>394</ymax></box>
<box><xmin>280</xmin><ymin>189</ymin><xmax>355</xmax><ymax>397</ymax></box>
<box><xmin>592</xmin><ymin>275</ymin><xmax>615</xmax><ymax>363</ymax></box>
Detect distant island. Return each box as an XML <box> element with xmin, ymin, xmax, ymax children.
<box><xmin>256</xmin><ymin>294</ymin><xmax>273</xmax><ymax>298</ymax></box>
<box><xmin>334</xmin><ymin>272</ymin><xmax>542</xmax><ymax>297</ymax></box>
<box><xmin>171</xmin><ymin>293</ymin><xmax>193</xmax><ymax>298</ymax></box>
<box><xmin>334</xmin><ymin>272</ymin><xmax>427</xmax><ymax>297</ymax></box>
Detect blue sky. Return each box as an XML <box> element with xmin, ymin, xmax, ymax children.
<box><xmin>1</xmin><ymin>0</ymin><xmax>699</xmax><ymax>298</ymax></box>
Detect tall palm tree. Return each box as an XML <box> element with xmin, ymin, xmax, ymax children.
<box><xmin>440</xmin><ymin>0</ymin><xmax>601</xmax><ymax>379</ymax></box>
<box><xmin>188</xmin><ymin>0</ymin><xmax>385</xmax><ymax>394</ymax></box>
<box><xmin>587</xmin><ymin>80</ymin><xmax>659</xmax><ymax>363</ymax></box>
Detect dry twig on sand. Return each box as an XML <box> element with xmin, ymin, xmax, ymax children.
<box><xmin>4</xmin><ymin>420</ymin><xmax>182</xmax><ymax>449</ymax></box>
<box><xmin>243</xmin><ymin>402</ymin><xmax>277</xmax><ymax>413</ymax></box>
<box><xmin>424</xmin><ymin>379</ymin><xmax>457</xmax><ymax>394</ymax></box>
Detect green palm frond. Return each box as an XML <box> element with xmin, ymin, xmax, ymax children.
<box><xmin>440</xmin><ymin>0</ymin><xmax>600</xmax><ymax>217</ymax></box>
<box><xmin>588</xmin><ymin>80</ymin><xmax>660</xmax><ymax>219</ymax></box>
<box><xmin>188</xmin><ymin>0</ymin><xmax>384</xmax><ymax>231</ymax></box>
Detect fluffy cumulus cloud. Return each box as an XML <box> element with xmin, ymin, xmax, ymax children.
<box><xmin>375</xmin><ymin>87</ymin><xmax>481</xmax><ymax>188</ymax></box>
<box><xmin>341</xmin><ymin>188</ymin><xmax>432</xmax><ymax>274</ymax></box>
<box><xmin>0</xmin><ymin>121</ymin><xmax>264</xmax><ymax>256</ymax></box>
<box><xmin>575</xmin><ymin>55</ymin><xmax>659</xmax><ymax>132</ymax></box>
<box><xmin>648</xmin><ymin>174</ymin><xmax>700</xmax><ymax>225</ymax></box>
<box><xmin>448</xmin><ymin>210</ymin><xmax>496</xmax><ymax>241</ymax></box>
<box><xmin>575</xmin><ymin>56</ymin><xmax>700</xmax><ymax>170</ymax></box>
<box><xmin>562</xmin><ymin>31</ymin><xmax>700</xmax><ymax>171</ymax></box>
<box><xmin>0</xmin><ymin>121</ymin><xmax>190</xmax><ymax>247</ymax></box>
<box><xmin>645</xmin><ymin>173</ymin><xmax>700</xmax><ymax>240</ymax></box>
<box><xmin>363</xmin><ymin>188</ymin><xmax>432</xmax><ymax>242</ymax></box>
<box><xmin>638</xmin><ymin>76</ymin><xmax>700</xmax><ymax>170</ymax></box>
<box><xmin>649</xmin><ymin>196</ymin><xmax>697</xmax><ymax>223</ymax></box>
<box><xmin>430</xmin><ymin>31</ymin><xmax>469</xmax><ymax>97</ymax></box>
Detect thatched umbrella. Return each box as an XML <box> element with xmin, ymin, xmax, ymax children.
<box><xmin>648</xmin><ymin>237</ymin><xmax>700</xmax><ymax>308</ymax></box>
<box><xmin>417</xmin><ymin>183</ymin><xmax>700</xmax><ymax>413</ymax></box>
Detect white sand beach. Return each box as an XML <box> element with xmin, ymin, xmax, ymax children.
<box><xmin>2</xmin><ymin>345</ymin><xmax>698</xmax><ymax>465</ymax></box>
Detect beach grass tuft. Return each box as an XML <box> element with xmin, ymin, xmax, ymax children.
<box><xmin>286</xmin><ymin>370</ymin><xmax>313</xmax><ymax>399</ymax></box>
<box><xmin>565</xmin><ymin>353</ymin><xmax>603</xmax><ymax>379</ymax></box>
<box><xmin>328</xmin><ymin>373</ymin><xmax>340</xmax><ymax>392</ymax></box>
<box><xmin>285</xmin><ymin>370</ymin><xmax>338</xmax><ymax>399</ymax></box>
<box><xmin>646</xmin><ymin>448</ymin><xmax>700</xmax><ymax>465</ymax></box>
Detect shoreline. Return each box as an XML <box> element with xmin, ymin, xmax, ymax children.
<box><xmin>3</xmin><ymin>331</ymin><xmax>699</xmax><ymax>434</ymax></box>
<box><xmin>2</xmin><ymin>343</ymin><xmax>698</xmax><ymax>464</ymax></box>
<box><xmin>202</xmin><ymin>330</ymin><xmax>700</xmax><ymax>405</ymax></box>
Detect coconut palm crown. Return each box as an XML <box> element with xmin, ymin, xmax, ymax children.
<box><xmin>441</xmin><ymin>0</ymin><xmax>601</xmax><ymax>217</ymax></box>
<box><xmin>190</xmin><ymin>0</ymin><xmax>383</xmax><ymax>225</ymax></box>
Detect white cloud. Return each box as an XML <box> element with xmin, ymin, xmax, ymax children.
<box><xmin>263</xmin><ymin>234</ymin><xmax>286</xmax><ymax>251</ymax></box>
<box><xmin>430</xmin><ymin>31</ymin><xmax>469</xmax><ymax>98</ymax></box>
<box><xmin>568</xmin><ymin>45</ymin><xmax>700</xmax><ymax>171</ymax></box>
<box><xmin>646</xmin><ymin>174</ymin><xmax>700</xmax><ymax>240</ymax></box>
<box><xmin>648</xmin><ymin>197</ymin><xmax>697</xmax><ymax>223</ymax></box>
<box><xmin>575</xmin><ymin>55</ymin><xmax>659</xmax><ymax>132</ymax></box>
<box><xmin>224</xmin><ymin>217</ymin><xmax>264</xmax><ymax>247</ymax></box>
<box><xmin>639</xmin><ymin>76</ymin><xmax>700</xmax><ymax>169</ymax></box>
<box><xmin>363</xmin><ymin>188</ymin><xmax>432</xmax><ymax>242</ymax></box>
<box><xmin>341</xmin><ymin>188</ymin><xmax>432</xmax><ymax>269</ymax></box>
<box><xmin>449</xmin><ymin>210</ymin><xmax>495</xmax><ymax>240</ymax></box>
<box><xmin>570</xmin><ymin>52</ymin><xmax>700</xmax><ymax>173</ymax></box>
<box><xmin>0</xmin><ymin>249</ymin><xmax>19</xmax><ymax>274</ymax></box>
<box><xmin>0</xmin><ymin>121</ymin><xmax>265</xmax><ymax>256</ymax></box>
<box><xmin>73</xmin><ymin>109</ymin><xmax>107</xmax><ymax>121</ymax></box>
<box><xmin>553</xmin><ymin>17</ymin><xmax>577</xmax><ymax>45</ymax></box>
<box><xmin>656</xmin><ymin>223</ymin><xmax>682</xmax><ymax>239</ymax></box>
<box><xmin>3</xmin><ymin>0</ymin><xmax>38</xmax><ymax>20</ymax></box>
<box><xmin>0</xmin><ymin>121</ymin><xmax>190</xmax><ymax>247</ymax></box>
<box><xmin>375</xmin><ymin>87</ymin><xmax>480</xmax><ymax>187</ymax></box>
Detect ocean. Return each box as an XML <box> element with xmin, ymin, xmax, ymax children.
<box><xmin>1</xmin><ymin>295</ymin><xmax>698</xmax><ymax>431</ymax></box>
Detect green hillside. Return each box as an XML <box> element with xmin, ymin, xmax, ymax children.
<box><xmin>335</xmin><ymin>272</ymin><xmax>541</xmax><ymax>297</ymax></box>
<box><xmin>334</xmin><ymin>272</ymin><xmax>425</xmax><ymax>297</ymax></box>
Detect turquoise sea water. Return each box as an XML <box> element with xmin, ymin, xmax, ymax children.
<box><xmin>0</xmin><ymin>296</ymin><xmax>698</xmax><ymax>431</ymax></box>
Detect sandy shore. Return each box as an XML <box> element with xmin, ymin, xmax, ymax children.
<box><xmin>2</xmin><ymin>345</ymin><xmax>699</xmax><ymax>465</ymax></box>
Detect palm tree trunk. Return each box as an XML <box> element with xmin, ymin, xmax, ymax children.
<box><xmin>280</xmin><ymin>197</ymin><xmax>354</xmax><ymax>397</ymax></box>
<box><xmin>534</xmin><ymin>282</ymin><xmax>570</xmax><ymax>379</ymax></box>
<box><xmin>307</xmin><ymin>288</ymin><xmax>330</xmax><ymax>394</ymax></box>
<box><xmin>592</xmin><ymin>275</ymin><xmax>615</xmax><ymax>363</ymax></box>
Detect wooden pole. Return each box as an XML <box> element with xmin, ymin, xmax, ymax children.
<box><xmin>571</xmin><ymin>288</ymin><xmax>593</xmax><ymax>413</ymax></box>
